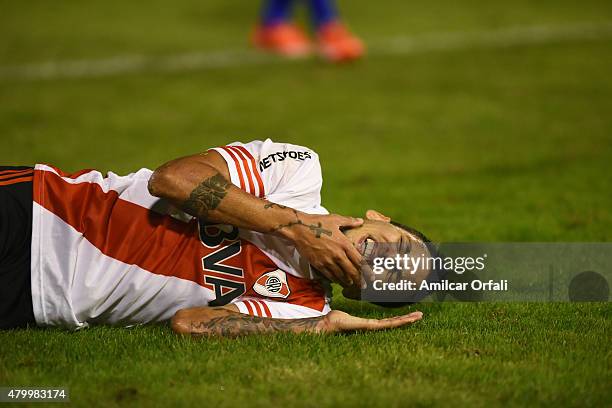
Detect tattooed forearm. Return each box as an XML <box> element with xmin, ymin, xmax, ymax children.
<box><xmin>263</xmin><ymin>202</ymin><xmax>289</xmax><ymax>210</ymax></box>
<box><xmin>265</xmin><ymin>203</ymin><xmax>332</xmax><ymax>238</ymax></box>
<box><xmin>271</xmin><ymin>219</ymin><xmax>332</xmax><ymax>238</ymax></box>
<box><xmin>189</xmin><ymin>314</ymin><xmax>327</xmax><ymax>338</ymax></box>
<box><xmin>182</xmin><ymin>173</ymin><xmax>230</xmax><ymax>219</ymax></box>
<box><xmin>264</xmin><ymin>201</ymin><xmax>299</xmax><ymax>218</ymax></box>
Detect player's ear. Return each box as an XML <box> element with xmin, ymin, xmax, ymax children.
<box><xmin>366</xmin><ymin>209</ymin><xmax>391</xmax><ymax>223</ymax></box>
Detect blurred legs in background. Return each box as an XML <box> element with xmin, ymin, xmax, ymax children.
<box><xmin>254</xmin><ymin>0</ymin><xmax>311</xmax><ymax>58</ymax></box>
<box><xmin>261</xmin><ymin>0</ymin><xmax>294</xmax><ymax>26</ymax></box>
<box><xmin>251</xmin><ymin>0</ymin><xmax>364</xmax><ymax>62</ymax></box>
<box><xmin>308</xmin><ymin>0</ymin><xmax>338</xmax><ymax>27</ymax></box>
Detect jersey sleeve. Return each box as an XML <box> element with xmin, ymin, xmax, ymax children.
<box><xmin>233</xmin><ymin>298</ymin><xmax>332</xmax><ymax>319</ymax></box>
<box><xmin>209</xmin><ymin>139</ymin><xmax>327</xmax><ymax>214</ymax></box>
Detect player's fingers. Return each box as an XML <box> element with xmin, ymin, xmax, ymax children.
<box><xmin>335</xmin><ymin>255</ymin><xmax>359</xmax><ymax>286</ymax></box>
<box><xmin>344</xmin><ymin>241</ymin><xmax>364</xmax><ymax>268</ymax></box>
<box><xmin>325</xmin><ymin>261</ymin><xmax>351</xmax><ymax>286</ymax></box>
<box><xmin>315</xmin><ymin>266</ymin><xmax>336</xmax><ymax>283</ymax></box>
<box><xmin>341</xmin><ymin>316</ymin><xmax>383</xmax><ymax>331</ymax></box>
<box><xmin>362</xmin><ymin>311</ymin><xmax>423</xmax><ymax>331</ymax></box>
<box><xmin>334</xmin><ymin>215</ymin><xmax>364</xmax><ymax>229</ymax></box>
<box><xmin>312</xmin><ymin>258</ymin><xmax>338</xmax><ymax>282</ymax></box>
<box><xmin>378</xmin><ymin>312</ymin><xmax>423</xmax><ymax>328</ymax></box>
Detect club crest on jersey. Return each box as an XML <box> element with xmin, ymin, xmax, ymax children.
<box><xmin>253</xmin><ymin>270</ymin><xmax>291</xmax><ymax>299</ymax></box>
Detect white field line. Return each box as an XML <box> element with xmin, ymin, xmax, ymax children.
<box><xmin>1</xmin><ymin>21</ymin><xmax>611</xmax><ymax>81</ymax></box>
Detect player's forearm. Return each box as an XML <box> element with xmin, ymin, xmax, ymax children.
<box><xmin>171</xmin><ymin>307</ymin><xmax>328</xmax><ymax>338</ymax></box>
<box><xmin>148</xmin><ymin>156</ymin><xmax>306</xmax><ymax>238</ymax></box>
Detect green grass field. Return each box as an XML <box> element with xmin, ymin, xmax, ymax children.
<box><xmin>1</xmin><ymin>1</ymin><xmax>611</xmax><ymax>406</ymax></box>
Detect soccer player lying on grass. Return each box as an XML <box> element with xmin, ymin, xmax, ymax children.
<box><xmin>0</xmin><ymin>139</ymin><xmax>428</xmax><ymax>337</ymax></box>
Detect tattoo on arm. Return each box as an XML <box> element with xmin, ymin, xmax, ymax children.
<box><xmin>182</xmin><ymin>173</ymin><xmax>230</xmax><ymax>219</ymax></box>
<box><xmin>189</xmin><ymin>314</ymin><xmax>326</xmax><ymax>338</ymax></box>
<box><xmin>264</xmin><ymin>202</ymin><xmax>332</xmax><ymax>238</ymax></box>
<box><xmin>271</xmin><ymin>220</ymin><xmax>332</xmax><ymax>238</ymax></box>
<box><xmin>263</xmin><ymin>202</ymin><xmax>288</xmax><ymax>210</ymax></box>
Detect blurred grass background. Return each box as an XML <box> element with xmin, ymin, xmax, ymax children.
<box><xmin>1</xmin><ymin>1</ymin><xmax>611</xmax><ymax>242</ymax></box>
<box><xmin>0</xmin><ymin>0</ymin><xmax>611</xmax><ymax>406</ymax></box>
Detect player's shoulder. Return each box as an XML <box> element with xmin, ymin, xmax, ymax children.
<box><xmin>228</xmin><ymin>138</ymin><xmax>318</xmax><ymax>158</ymax></box>
<box><xmin>242</xmin><ymin>139</ymin><xmax>319</xmax><ymax>173</ymax></box>
<box><xmin>217</xmin><ymin>139</ymin><xmax>319</xmax><ymax>174</ymax></box>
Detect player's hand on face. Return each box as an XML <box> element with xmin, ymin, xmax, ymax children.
<box><xmin>290</xmin><ymin>213</ymin><xmax>364</xmax><ymax>286</ymax></box>
<box><xmin>362</xmin><ymin>210</ymin><xmax>412</xmax><ymax>259</ymax></box>
<box><xmin>323</xmin><ymin>310</ymin><xmax>423</xmax><ymax>333</ymax></box>
<box><xmin>364</xmin><ymin>223</ymin><xmax>405</xmax><ymax>248</ymax></box>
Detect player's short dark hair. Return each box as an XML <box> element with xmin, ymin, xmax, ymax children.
<box><xmin>370</xmin><ymin>221</ymin><xmax>438</xmax><ymax>309</ymax></box>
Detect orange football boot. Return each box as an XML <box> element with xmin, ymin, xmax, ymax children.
<box><xmin>317</xmin><ymin>21</ymin><xmax>365</xmax><ymax>62</ymax></box>
<box><xmin>251</xmin><ymin>22</ymin><xmax>312</xmax><ymax>58</ymax></box>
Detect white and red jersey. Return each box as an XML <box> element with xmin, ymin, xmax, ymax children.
<box><xmin>30</xmin><ymin>139</ymin><xmax>332</xmax><ymax>329</ymax></box>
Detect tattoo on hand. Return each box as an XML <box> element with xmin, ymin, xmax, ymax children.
<box><xmin>182</xmin><ymin>173</ymin><xmax>229</xmax><ymax>219</ymax></box>
<box><xmin>190</xmin><ymin>314</ymin><xmax>325</xmax><ymax>338</ymax></box>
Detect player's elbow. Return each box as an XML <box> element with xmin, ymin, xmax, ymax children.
<box><xmin>171</xmin><ymin>309</ymin><xmax>192</xmax><ymax>335</ymax></box>
<box><xmin>148</xmin><ymin>164</ymin><xmax>177</xmax><ymax>198</ymax></box>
